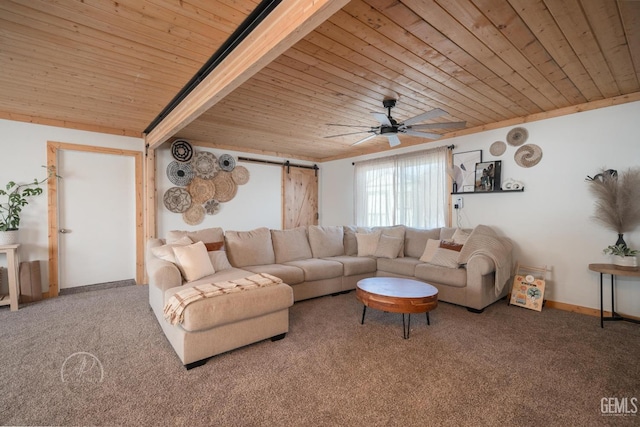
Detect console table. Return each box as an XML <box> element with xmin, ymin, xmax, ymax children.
<box><xmin>0</xmin><ymin>244</ymin><xmax>20</xmax><ymax>311</ymax></box>
<box><xmin>588</xmin><ymin>263</ymin><xmax>640</xmax><ymax>328</ymax></box>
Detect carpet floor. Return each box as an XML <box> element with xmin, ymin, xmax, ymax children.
<box><xmin>0</xmin><ymin>284</ymin><xmax>638</xmax><ymax>426</ymax></box>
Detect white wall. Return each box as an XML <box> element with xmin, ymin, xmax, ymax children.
<box><xmin>320</xmin><ymin>101</ymin><xmax>640</xmax><ymax>317</ymax></box>
<box><xmin>156</xmin><ymin>145</ymin><xmax>316</xmax><ymax>236</ymax></box>
<box><xmin>0</xmin><ymin>119</ymin><xmax>143</xmax><ymax>292</ymax></box>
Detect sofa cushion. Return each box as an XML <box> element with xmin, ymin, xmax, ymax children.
<box><xmin>343</xmin><ymin>226</ymin><xmax>358</xmax><ymax>256</ymax></box>
<box><xmin>242</xmin><ymin>263</ymin><xmax>305</xmax><ymax>285</ymax></box>
<box><xmin>405</xmin><ymin>227</ymin><xmax>440</xmax><ymax>258</ymax></box>
<box><xmin>308</xmin><ymin>225</ymin><xmax>345</xmax><ymax>258</ymax></box>
<box><xmin>167</xmin><ymin>282</ymin><xmax>294</xmax><ymax>332</ymax></box>
<box><xmin>325</xmin><ymin>256</ymin><xmax>377</xmax><ymax>277</ymax></box>
<box><xmin>172</xmin><ymin>241</ymin><xmax>216</xmax><ymax>282</ymax></box>
<box><xmin>271</xmin><ymin>227</ymin><xmax>313</xmax><ymax>263</ymax></box>
<box><xmin>376</xmin><ymin>257</ymin><xmax>422</xmax><ymax>276</ymax></box>
<box><xmin>374</xmin><ymin>235</ymin><xmax>404</xmax><ymax>259</ymax></box>
<box><xmin>356</xmin><ymin>231</ymin><xmax>381</xmax><ymax>257</ymax></box>
<box><xmin>166</xmin><ymin>227</ymin><xmax>224</xmax><ymax>244</ymax></box>
<box><xmin>225</xmin><ymin>227</ymin><xmax>275</xmax><ymax>267</ymax></box>
<box><xmin>284</xmin><ymin>258</ymin><xmax>343</xmax><ymax>281</ymax></box>
<box><xmin>415</xmin><ymin>263</ymin><xmax>467</xmax><ymax>288</ymax></box>
<box><xmin>439</xmin><ymin>227</ymin><xmax>457</xmax><ymax>240</ymax></box>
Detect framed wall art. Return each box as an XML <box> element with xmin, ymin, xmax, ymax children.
<box><xmin>474</xmin><ymin>160</ymin><xmax>501</xmax><ymax>192</ymax></box>
<box><xmin>452</xmin><ymin>150</ymin><xmax>482</xmax><ymax>193</ymax></box>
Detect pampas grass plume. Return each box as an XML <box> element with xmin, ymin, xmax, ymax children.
<box><xmin>588</xmin><ymin>167</ymin><xmax>640</xmax><ymax>234</ymax></box>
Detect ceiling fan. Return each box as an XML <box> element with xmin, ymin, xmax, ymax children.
<box><xmin>326</xmin><ymin>99</ymin><xmax>466</xmax><ymax>147</ymax></box>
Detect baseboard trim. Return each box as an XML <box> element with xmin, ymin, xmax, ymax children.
<box><xmin>544</xmin><ymin>299</ymin><xmax>640</xmax><ymax>322</ymax></box>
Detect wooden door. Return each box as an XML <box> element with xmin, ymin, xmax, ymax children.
<box><xmin>282</xmin><ymin>166</ymin><xmax>318</xmax><ymax>229</ymax></box>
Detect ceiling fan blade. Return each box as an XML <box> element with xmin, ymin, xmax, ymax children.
<box><xmin>351</xmin><ymin>133</ymin><xmax>379</xmax><ymax>146</ymax></box>
<box><xmin>371</xmin><ymin>112</ymin><xmax>392</xmax><ymax>126</ymax></box>
<box><xmin>324</xmin><ymin>130</ymin><xmax>374</xmax><ymax>138</ymax></box>
<box><xmin>404</xmin><ymin>129</ymin><xmax>442</xmax><ymax>140</ymax></box>
<box><xmin>403</xmin><ymin>108</ymin><xmax>447</xmax><ymax>126</ymax></box>
<box><xmin>326</xmin><ymin>123</ymin><xmax>374</xmax><ymax>128</ymax></box>
<box><xmin>408</xmin><ymin>121</ymin><xmax>466</xmax><ymax>130</ymax></box>
<box><xmin>387</xmin><ymin>134</ymin><xmax>402</xmax><ymax>147</ymax></box>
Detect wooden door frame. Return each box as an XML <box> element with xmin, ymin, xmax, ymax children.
<box><xmin>46</xmin><ymin>141</ymin><xmax>144</xmax><ymax>298</ymax></box>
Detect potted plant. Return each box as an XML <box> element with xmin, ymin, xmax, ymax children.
<box><xmin>603</xmin><ymin>244</ymin><xmax>639</xmax><ymax>271</ymax></box>
<box><xmin>0</xmin><ymin>167</ymin><xmax>56</xmax><ymax>245</ymax></box>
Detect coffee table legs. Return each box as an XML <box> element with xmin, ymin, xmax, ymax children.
<box><xmin>361</xmin><ymin>305</ymin><xmax>431</xmax><ymax>339</ymax></box>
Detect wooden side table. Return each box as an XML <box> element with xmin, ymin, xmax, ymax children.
<box><xmin>0</xmin><ymin>244</ymin><xmax>20</xmax><ymax>311</ymax></box>
<box><xmin>588</xmin><ymin>263</ymin><xmax>640</xmax><ymax>328</ymax></box>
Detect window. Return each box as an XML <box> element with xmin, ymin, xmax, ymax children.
<box><xmin>354</xmin><ymin>146</ymin><xmax>449</xmax><ymax>228</ymax></box>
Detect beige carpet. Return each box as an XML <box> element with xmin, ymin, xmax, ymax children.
<box><xmin>0</xmin><ymin>284</ymin><xmax>638</xmax><ymax>426</ymax></box>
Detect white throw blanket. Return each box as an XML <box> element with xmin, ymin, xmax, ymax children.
<box><xmin>163</xmin><ymin>273</ymin><xmax>283</xmax><ymax>326</ymax></box>
<box><xmin>457</xmin><ymin>225</ymin><xmax>512</xmax><ymax>296</ymax></box>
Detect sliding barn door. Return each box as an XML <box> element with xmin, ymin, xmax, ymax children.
<box><xmin>282</xmin><ymin>167</ymin><xmax>318</xmax><ymax>229</ymax></box>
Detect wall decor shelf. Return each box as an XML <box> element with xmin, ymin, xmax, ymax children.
<box><xmin>451</xmin><ymin>189</ymin><xmax>524</xmax><ymax>195</ymax></box>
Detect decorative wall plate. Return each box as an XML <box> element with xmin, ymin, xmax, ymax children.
<box><xmin>192</xmin><ymin>151</ymin><xmax>218</xmax><ymax>179</ymax></box>
<box><xmin>231</xmin><ymin>165</ymin><xmax>250</xmax><ymax>185</ymax></box>
<box><xmin>171</xmin><ymin>139</ymin><xmax>194</xmax><ymax>163</ymax></box>
<box><xmin>489</xmin><ymin>141</ymin><xmax>506</xmax><ymax>156</ymax></box>
<box><xmin>514</xmin><ymin>144</ymin><xmax>543</xmax><ymax>168</ymax></box>
<box><xmin>212</xmin><ymin>171</ymin><xmax>238</xmax><ymax>202</ymax></box>
<box><xmin>187</xmin><ymin>177</ymin><xmax>216</xmax><ymax>204</ymax></box>
<box><xmin>218</xmin><ymin>154</ymin><xmax>236</xmax><ymax>172</ymax></box>
<box><xmin>183</xmin><ymin>204</ymin><xmax>205</xmax><ymax>225</ymax></box>
<box><xmin>166</xmin><ymin>161</ymin><xmax>195</xmax><ymax>186</ymax></box>
<box><xmin>204</xmin><ymin>198</ymin><xmax>221</xmax><ymax>215</ymax></box>
<box><xmin>163</xmin><ymin>187</ymin><xmax>192</xmax><ymax>213</ymax></box>
<box><xmin>506</xmin><ymin>127</ymin><xmax>528</xmax><ymax>146</ymax></box>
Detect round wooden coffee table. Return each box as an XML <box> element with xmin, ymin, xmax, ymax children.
<box><xmin>356</xmin><ymin>277</ymin><xmax>438</xmax><ymax>339</ymax></box>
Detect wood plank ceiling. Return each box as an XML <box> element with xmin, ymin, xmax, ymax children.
<box><xmin>1</xmin><ymin>0</ymin><xmax>639</xmax><ymax>162</ymax></box>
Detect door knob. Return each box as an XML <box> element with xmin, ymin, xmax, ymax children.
<box><xmin>59</xmin><ymin>229</ymin><xmax>70</xmax><ymax>234</ymax></box>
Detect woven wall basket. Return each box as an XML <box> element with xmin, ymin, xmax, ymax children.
<box><xmin>231</xmin><ymin>166</ymin><xmax>250</xmax><ymax>185</ymax></box>
<box><xmin>183</xmin><ymin>204</ymin><xmax>205</xmax><ymax>226</ymax></box>
<box><xmin>489</xmin><ymin>141</ymin><xmax>506</xmax><ymax>156</ymax></box>
<box><xmin>212</xmin><ymin>171</ymin><xmax>237</xmax><ymax>202</ymax></box>
<box><xmin>506</xmin><ymin>127</ymin><xmax>528</xmax><ymax>146</ymax></box>
<box><xmin>187</xmin><ymin>177</ymin><xmax>216</xmax><ymax>204</ymax></box>
<box><xmin>514</xmin><ymin>144</ymin><xmax>543</xmax><ymax>168</ymax></box>
<box><xmin>171</xmin><ymin>139</ymin><xmax>194</xmax><ymax>163</ymax></box>
<box><xmin>163</xmin><ymin>187</ymin><xmax>192</xmax><ymax>213</ymax></box>
<box><xmin>192</xmin><ymin>151</ymin><xmax>218</xmax><ymax>179</ymax></box>
<box><xmin>166</xmin><ymin>161</ymin><xmax>195</xmax><ymax>186</ymax></box>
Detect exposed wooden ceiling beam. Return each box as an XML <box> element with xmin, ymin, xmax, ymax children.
<box><xmin>145</xmin><ymin>0</ymin><xmax>350</xmax><ymax>149</ymax></box>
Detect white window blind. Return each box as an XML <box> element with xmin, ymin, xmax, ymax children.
<box><xmin>354</xmin><ymin>146</ymin><xmax>448</xmax><ymax>228</ymax></box>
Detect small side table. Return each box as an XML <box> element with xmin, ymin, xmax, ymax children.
<box><xmin>588</xmin><ymin>263</ymin><xmax>640</xmax><ymax>328</ymax></box>
<box><xmin>0</xmin><ymin>244</ymin><xmax>20</xmax><ymax>311</ymax></box>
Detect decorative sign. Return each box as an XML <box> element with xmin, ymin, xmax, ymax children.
<box><xmin>510</xmin><ymin>264</ymin><xmax>546</xmax><ymax>312</ymax></box>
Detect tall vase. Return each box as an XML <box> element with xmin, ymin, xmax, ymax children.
<box><xmin>615</xmin><ymin>233</ymin><xmax>626</xmax><ymax>247</ymax></box>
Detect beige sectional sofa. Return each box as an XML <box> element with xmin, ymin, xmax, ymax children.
<box><xmin>147</xmin><ymin>224</ymin><xmax>512</xmax><ymax>368</ymax></box>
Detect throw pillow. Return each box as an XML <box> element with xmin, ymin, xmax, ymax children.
<box><xmin>374</xmin><ymin>225</ymin><xmax>405</xmax><ymax>258</ymax></box>
<box><xmin>208</xmin><ymin>251</ymin><xmax>233</xmax><ymax>271</ymax></box>
<box><xmin>428</xmin><ymin>247</ymin><xmax>461</xmax><ymax>268</ymax></box>
<box><xmin>356</xmin><ymin>231</ymin><xmax>381</xmax><ymax>257</ymax></box>
<box><xmin>452</xmin><ymin>228</ymin><xmax>471</xmax><ymax>244</ymax></box>
<box><xmin>172</xmin><ymin>241</ymin><xmax>215</xmax><ymax>282</ymax></box>
<box><xmin>308</xmin><ymin>225</ymin><xmax>345</xmax><ymax>258</ymax></box>
<box><xmin>374</xmin><ymin>235</ymin><xmax>404</xmax><ymax>259</ymax></box>
<box><xmin>150</xmin><ymin>236</ymin><xmax>193</xmax><ymax>264</ymax></box>
<box><xmin>405</xmin><ymin>227</ymin><xmax>441</xmax><ymax>258</ymax></box>
<box><xmin>440</xmin><ymin>240</ymin><xmax>464</xmax><ymax>252</ymax></box>
<box><xmin>419</xmin><ymin>239</ymin><xmax>441</xmax><ymax>263</ymax></box>
<box><xmin>205</xmin><ymin>241</ymin><xmax>224</xmax><ymax>251</ymax></box>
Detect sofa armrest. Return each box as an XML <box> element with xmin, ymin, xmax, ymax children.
<box><xmin>146</xmin><ymin>238</ymin><xmax>183</xmax><ymax>293</ymax></box>
<box><xmin>147</xmin><ymin>256</ymin><xmax>182</xmax><ymax>293</ymax></box>
<box><xmin>466</xmin><ymin>253</ymin><xmax>495</xmax><ymax>277</ymax></box>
